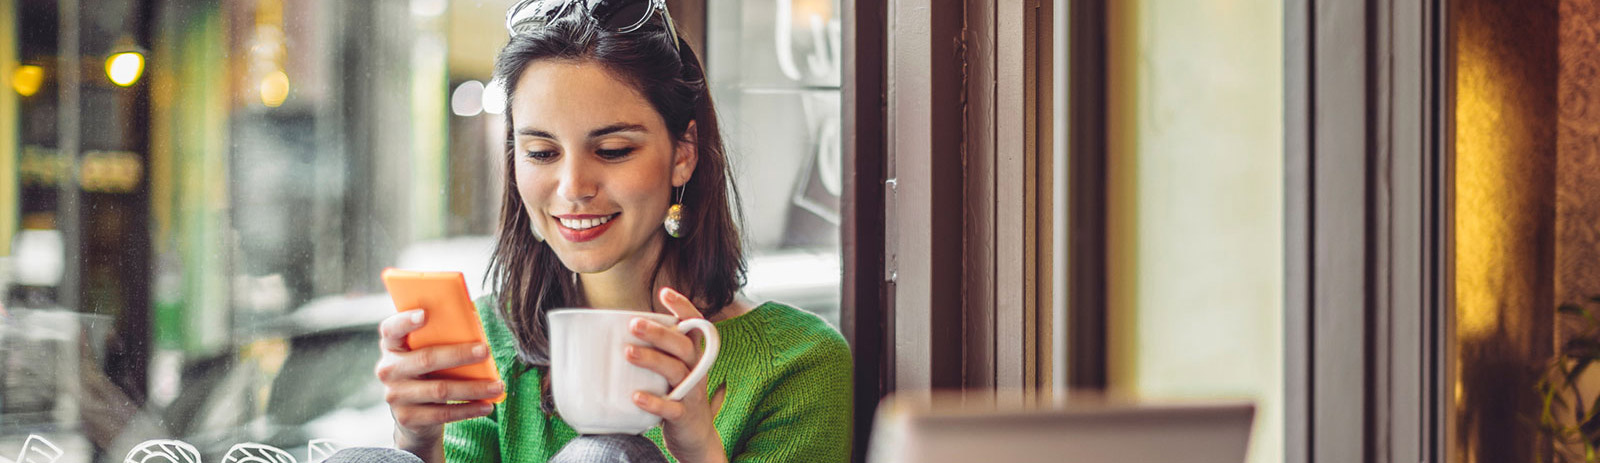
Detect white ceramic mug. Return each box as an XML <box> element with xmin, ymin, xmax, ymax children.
<box><xmin>547</xmin><ymin>309</ymin><xmax>721</xmax><ymax>435</ymax></box>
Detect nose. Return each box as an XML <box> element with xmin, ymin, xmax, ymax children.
<box><xmin>555</xmin><ymin>152</ymin><xmax>598</xmax><ymax>203</ymax></box>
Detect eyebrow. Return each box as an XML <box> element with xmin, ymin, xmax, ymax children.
<box><xmin>515</xmin><ymin>122</ymin><xmax>650</xmax><ymax>140</ymax></box>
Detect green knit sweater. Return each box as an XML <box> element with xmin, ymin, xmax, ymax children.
<box><xmin>442</xmin><ymin>299</ymin><xmax>853</xmax><ymax>462</ymax></box>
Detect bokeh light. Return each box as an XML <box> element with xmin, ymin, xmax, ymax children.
<box><xmin>482</xmin><ymin>78</ymin><xmax>507</xmax><ymax>115</ymax></box>
<box><xmin>260</xmin><ymin>70</ymin><xmax>290</xmax><ymax>107</ymax></box>
<box><xmin>106</xmin><ymin>52</ymin><xmax>146</xmax><ymax>87</ymax></box>
<box><xmin>452</xmin><ymin>80</ymin><xmax>485</xmax><ymax>116</ymax></box>
<box><xmin>12</xmin><ymin>65</ymin><xmax>43</xmax><ymax>96</ymax></box>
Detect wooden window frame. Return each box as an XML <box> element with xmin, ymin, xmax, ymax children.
<box><xmin>1283</xmin><ymin>0</ymin><xmax>1451</xmax><ymax>461</ymax></box>
<box><xmin>842</xmin><ymin>1</ymin><xmax>888</xmax><ymax>462</ymax></box>
<box><xmin>1063</xmin><ymin>0</ymin><xmax>1108</xmax><ymax>391</ymax></box>
<box><xmin>877</xmin><ymin>0</ymin><xmax>1054</xmax><ymax>399</ymax></box>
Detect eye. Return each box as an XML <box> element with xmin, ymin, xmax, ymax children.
<box><xmin>596</xmin><ymin>147</ymin><xmax>635</xmax><ymax>160</ymax></box>
<box><xmin>524</xmin><ymin>149</ymin><xmax>558</xmax><ymax>161</ymax></box>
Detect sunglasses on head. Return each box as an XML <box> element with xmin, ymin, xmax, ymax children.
<box><xmin>505</xmin><ymin>0</ymin><xmax>681</xmax><ymax>52</ymax></box>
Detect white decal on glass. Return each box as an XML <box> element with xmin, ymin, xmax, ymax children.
<box><xmin>221</xmin><ymin>443</ymin><xmax>296</xmax><ymax>463</ymax></box>
<box><xmin>124</xmin><ymin>440</ymin><xmax>201</xmax><ymax>463</ymax></box>
<box><xmin>17</xmin><ymin>435</ymin><xmax>62</xmax><ymax>463</ymax></box>
<box><xmin>306</xmin><ymin>439</ymin><xmax>346</xmax><ymax>463</ymax></box>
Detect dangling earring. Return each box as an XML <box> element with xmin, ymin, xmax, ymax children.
<box><xmin>664</xmin><ymin>185</ymin><xmax>686</xmax><ymax>238</ymax></box>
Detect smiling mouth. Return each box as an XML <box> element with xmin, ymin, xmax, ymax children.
<box><xmin>554</xmin><ymin>213</ymin><xmax>619</xmax><ymax>244</ymax></box>
<box><xmin>556</xmin><ymin>213</ymin><xmax>620</xmax><ymax>231</ymax></box>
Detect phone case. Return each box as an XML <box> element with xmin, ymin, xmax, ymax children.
<box><xmin>380</xmin><ymin>268</ymin><xmax>506</xmax><ymax>403</ymax></box>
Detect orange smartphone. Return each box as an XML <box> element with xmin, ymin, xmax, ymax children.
<box><xmin>380</xmin><ymin>268</ymin><xmax>506</xmax><ymax>403</ymax></box>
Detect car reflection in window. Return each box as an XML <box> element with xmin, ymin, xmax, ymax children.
<box><xmin>157</xmin><ymin>296</ymin><xmax>390</xmax><ymax>460</ymax></box>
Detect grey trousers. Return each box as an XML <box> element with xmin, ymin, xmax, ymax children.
<box><xmin>322</xmin><ymin>447</ymin><xmax>424</xmax><ymax>463</ymax></box>
<box><xmin>548</xmin><ymin>434</ymin><xmax>671</xmax><ymax>463</ymax></box>
<box><xmin>325</xmin><ymin>435</ymin><xmax>668</xmax><ymax>463</ymax></box>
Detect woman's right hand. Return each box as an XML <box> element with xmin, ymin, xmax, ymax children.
<box><xmin>376</xmin><ymin>309</ymin><xmax>504</xmax><ymax>455</ymax></box>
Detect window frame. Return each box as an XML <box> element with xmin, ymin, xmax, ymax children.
<box><xmin>1283</xmin><ymin>0</ymin><xmax>1451</xmax><ymax>461</ymax></box>
<box><xmin>1059</xmin><ymin>0</ymin><xmax>1453</xmax><ymax>460</ymax></box>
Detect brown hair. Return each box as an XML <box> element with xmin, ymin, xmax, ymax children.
<box><xmin>485</xmin><ymin>13</ymin><xmax>746</xmax><ymax>371</ymax></box>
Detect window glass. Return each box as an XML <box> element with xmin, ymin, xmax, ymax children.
<box><xmin>706</xmin><ymin>0</ymin><xmax>843</xmax><ymax>327</ymax></box>
<box><xmin>0</xmin><ymin>0</ymin><xmax>843</xmax><ymax>460</ymax></box>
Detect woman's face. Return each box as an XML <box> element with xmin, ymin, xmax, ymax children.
<box><xmin>509</xmin><ymin>59</ymin><xmax>696</xmax><ymax>275</ymax></box>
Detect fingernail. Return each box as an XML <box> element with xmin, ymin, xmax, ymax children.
<box><xmin>473</xmin><ymin>344</ymin><xmax>488</xmax><ymax>357</ymax></box>
<box><xmin>488</xmin><ymin>382</ymin><xmax>504</xmax><ymax>394</ymax></box>
<box><xmin>625</xmin><ymin>346</ymin><xmax>639</xmax><ymax>358</ymax></box>
<box><xmin>632</xmin><ymin>392</ymin><xmax>647</xmax><ymax>404</ymax></box>
<box><xmin>411</xmin><ymin>311</ymin><xmax>425</xmax><ymax>324</ymax></box>
<box><xmin>631</xmin><ymin>319</ymin><xmax>647</xmax><ymax>334</ymax></box>
<box><xmin>480</xmin><ymin>403</ymin><xmax>495</xmax><ymax>414</ymax></box>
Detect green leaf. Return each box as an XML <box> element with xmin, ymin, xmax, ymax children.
<box><xmin>1582</xmin><ymin>424</ymin><xmax>1600</xmax><ymax>455</ymax></box>
<box><xmin>1577</xmin><ymin>380</ymin><xmax>1593</xmax><ymax>426</ymax></box>
<box><xmin>1548</xmin><ymin>387</ymin><xmax>1562</xmax><ymax>424</ymax></box>
<box><xmin>1564</xmin><ymin>303</ymin><xmax>1600</xmax><ymax>329</ymax></box>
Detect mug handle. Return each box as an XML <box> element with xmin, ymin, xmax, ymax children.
<box><xmin>666</xmin><ymin>318</ymin><xmax>720</xmax><ymax>401</ymax></box>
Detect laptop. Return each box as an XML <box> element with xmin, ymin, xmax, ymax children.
<box><xmin>867</xmin><ymin>393</ymin><xmax>1255</xmax><ymax>463</ymax></box>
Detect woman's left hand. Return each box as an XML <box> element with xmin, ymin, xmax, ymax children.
<box><xmin>626</xmin><ymin>287</ymin><xmax>727</xmax><ymax>463</ymax></box>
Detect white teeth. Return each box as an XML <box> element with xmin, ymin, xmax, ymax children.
<box><xmin>559</xmin><ymin>214</ymin><xmax>614</xmax><ymax>230</ymax></box>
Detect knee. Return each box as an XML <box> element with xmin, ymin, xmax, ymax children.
<box><xmin>551</xmin><ymin>435</ymin><xmax>668</xmax><ymax>463</ymax></box>
<box><xmin>322</xmin><ymin>447</ymin><xmax>425</xmax><ymax>463</ymax></box>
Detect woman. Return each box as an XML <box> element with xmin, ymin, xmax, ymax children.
<box><xmin>369</xmin><ymin>1</ymin><xmax>853</xmax><ymax>462</ymax></box>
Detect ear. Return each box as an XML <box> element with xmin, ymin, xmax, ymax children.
<box><xmin>671</xmin><ymin>121</ymin><xmax>699</xmax><ymax>188</ymax></box>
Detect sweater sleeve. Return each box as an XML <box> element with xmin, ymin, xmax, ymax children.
<box><xmin>731</xmin><ymin>333</ymin><xmax>854</xmax><ymax>463</ymax></box>
<box><xmin>443</xmin><ymin>407</ymin><xmax>501</xmax><ymax>463</ymax></box>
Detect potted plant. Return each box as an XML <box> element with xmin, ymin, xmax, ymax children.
<box><xmin>1538</xmin><ymin>297</ymin><xmax>1600</xmax><ymax>462</ymax></box>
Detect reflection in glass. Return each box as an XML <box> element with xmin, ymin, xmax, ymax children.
<box><xmin>1</xmin><ymin>0</ymin><xmax>852</xmax><ymax>461</ymax></box>
<box><xmin>707</xmin><ymin>0</ymin><xmax>844</xmax><ymax>326</ymax></box>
